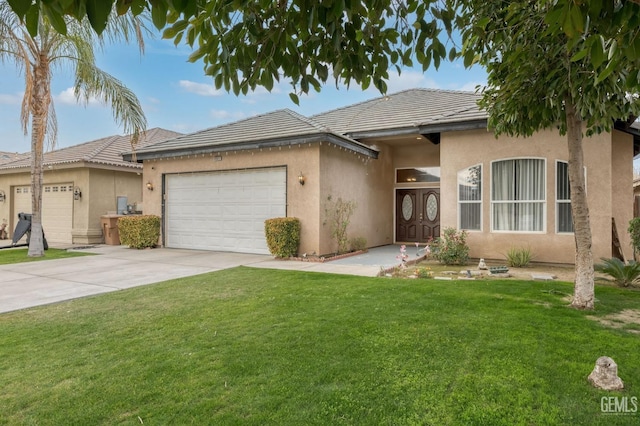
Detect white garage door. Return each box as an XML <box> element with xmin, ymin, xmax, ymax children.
<box><xmin>13</xmin><ymin>183</ymin><xmax>74</xmax><ymax>244</ymax></box>
<box><xmin>165</xmin><ymin>167</ymin><xmax>287</xmax><ymax>254</ymax></box>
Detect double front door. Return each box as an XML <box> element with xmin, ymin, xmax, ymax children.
<box><xmin>396</xmin><ymin>188</ymin><xmax>440</xmax><ymax>243</ymax></box>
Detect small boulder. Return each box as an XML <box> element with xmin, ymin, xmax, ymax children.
<box><xmin>588</xmin><ymin>356</ymin><xmax>624</xmax><ymax>390</ymax></box>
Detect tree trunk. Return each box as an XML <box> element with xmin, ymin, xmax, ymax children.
<box><xmin>566</xmin><ymin>99</ymin><xmax>594</xmax><ymax>309</ymax></box>
<box><xmin>27</xmin><ymin>56</ymin><xmax>50</xmax><ymax>257</ymax></box>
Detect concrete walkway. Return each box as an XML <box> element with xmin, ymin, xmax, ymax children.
<box><xmin>0</xmin><ymin>245</ymin><xmax>399</xmax><ymax>314</ymax></box>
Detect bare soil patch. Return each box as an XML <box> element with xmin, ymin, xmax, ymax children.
<box><xmin>587</xmin><ymin>309</ymin><xmax>640</xmax><ymax>334</ymax></box>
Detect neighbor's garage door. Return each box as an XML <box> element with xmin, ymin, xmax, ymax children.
<box><xmin>165</xmin><ymin>167</ymin><xmax>287</xmax><ymax>254</ymax></box>
<box><xmin>13</xmin><ymin>183</ymin><xmax>74</xmax><ymax>244</ymax></box>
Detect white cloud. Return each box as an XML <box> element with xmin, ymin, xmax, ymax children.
<box><xmin>385</xmin><ymin>70</ymin><xmax>440</xmax><ymax>93</ymax></box>
<box><xmin>0</xmin><ymin>93</ymin><xmax>23</xmax><ymax>105</ymax></box>
<box><xmin>179</xmin><ymin>80</ymin><xmax>223</xmax><ymax>97</ymax></box>
<box><xmin>170</xmin><ymin>123</ymin><xmax>205</xmax><ymax>134</ymax></box>
<box><xmin>455</xmin><ymin>81</ymin><xmax>486</xmax><ymax>92</ymax></box>
<box><xmin>55</xmin><ymin>87</ymin><xmax>103</xmax><ymax>106</ymax></box>
<box><xmin>209</xmin><ymin>109</ymin><xmax>246</xmax><ymax>121</ymax></box>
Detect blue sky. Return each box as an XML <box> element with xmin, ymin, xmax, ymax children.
<box><xmin>0</xmin><ymin>33</ymin><xmax>487</xmax><ymax>153</ymax></box>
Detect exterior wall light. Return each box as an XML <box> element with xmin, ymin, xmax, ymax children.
<box><xmin>73</xmin><ymin>187</ymin><xmax>82</xmax><ymax>200</ymax></box>
<box><xmin>0</xmin><ymin>190</ymin><xmax>5</xmax><ymax>203</ymax></box>
<box><xmin>298</xmin><ymin>172</ymin><xmax>305</xmax><ymax>186</ymax></box>
<box><xmin>146</xmin><ymin>182</ymin><xmax>154</xmax><ymax>191</ymax></box>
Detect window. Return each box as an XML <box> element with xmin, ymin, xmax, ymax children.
<box><xmin>491</xmin><ymin>158</ymin><xmax>545</xmax><ymax>232</ymax></box>
<box><xmin>458</xmin><ymin>164</ymin><xmax>482</xmax><ymax>230</ymax></box>
<box><xmin>396</xmin><ymin>167</ymin><xmax>440</xmax><ymax>183</ymax></box>
<box><xmin>556</xmin><ymin>161</ymin><xmax>574</xmax><ymax>233</ymax></box>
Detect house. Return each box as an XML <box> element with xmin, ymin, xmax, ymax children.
<box><xmin>124</xmin><ymin>89</ymin><xmax>639</xmax><ymax>264</ymax></box>
<box><xmin>0</xmin><ymin>151</ymin><xmax>27</xmax><ymax>165</ymax></box>
<box><xmin>0</xmin><ymin>128</ymin><xmax>181</xmax><ymax>244</ymax></box>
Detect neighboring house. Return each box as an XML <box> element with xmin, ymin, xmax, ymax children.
<box><xmin>124</xmin><ymin>89</ymin><xmax>639</xmax><ymax>264</ymax></box>
<box><xmin>0</xmin><ymin>151</ymin><xmax>27</xmax><ymax>165</ymax></box>
<box><xmin>0</xmin><ymin>128</ymin><xmax>181</xmax><ymax>244</ymax></box>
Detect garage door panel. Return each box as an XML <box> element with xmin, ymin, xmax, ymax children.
<box><xmin>12</xmin><ymin>183</ymin><xmax>73</xmax><ymax>244</ymax></box>
<box><xmin>166</xmin><ymin>168</ymin><xmax>287</xmax><ymax>254</ymax></box>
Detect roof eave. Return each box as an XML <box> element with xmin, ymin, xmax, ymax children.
<box><xmin>614</xmin><ymin>119</ymin><xmax>640</xmax><ymax>157</ymax></box>
<box><xmin>123</xmin><ymin>133</ymin><xmax>379</xmax><ymax>162</ymax></box>
<box><xmin>347</xmin><ymin>119</ymin><xmax>488</xmax><ymax>139</ymax></box>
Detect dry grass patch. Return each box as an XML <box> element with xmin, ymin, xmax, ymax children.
<box><xmin>588</xmin><ymin>309</ymin><xmax>640</xmax><ymax>334</ymax></box>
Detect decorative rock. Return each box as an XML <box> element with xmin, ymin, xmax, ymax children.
<box><xmin>478</xmin><ymin>258</ymin><xmax>488</xmax><ymax>270</ymax></box>
<box><xmin>459</xmin><ymin>270</ymin><xmax>482</xmax><ymax>276</ymax></box>
<box><xmin>531</xmin><ymin>273</ymin><xmax>556</xmax><ymax>281</ymax></box>
<box><xmin>588</xmin><ymin>356</ymin><xmax>624</xmax><ymax>390</ymax></box>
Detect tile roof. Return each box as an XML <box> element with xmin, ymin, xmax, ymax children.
<box><xmin>0</xmin><ymin>128</ymin><xmax>182</xmax><ymax>171</ymax></box>
<box><xmin>311</xmin><ymin>88</ymin><xmax>487</xmax><ymax>136</ymax></box>
<box><xmin>128</xmin><ymin>109</ymin><xmax>379</xmax><ymax>160</ymax></box>
<box><xmin>0</xmin><ymin>151</ymin><xmax>27</xmax><ymax>165</ymax></box>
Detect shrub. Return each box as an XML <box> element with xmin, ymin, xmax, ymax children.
<box><xmin>117</xmin><ymin>215</ymin><xmax>160</xmax><ymax>249</ymax></box>
<box><xmin>505</xmin><ymin>246</ymin><xmax>533</xmax><ymax>267</ymax></box>
<box><xmin>349</xmin><ymin>236</ymin><xmax>367</xmax><ymax>252</ymax></box>
<box><xmin>264</xmin><ymin>217</ymin><xmax>301</xmax><ymax>258</ymax></box>
<box><xmin>323</xmin><ymin>195</ymin><xmax>356</xmax><ymax>254</ymax></box>
<box><xmin>628</xmin><ymin>218</ymin><xmax>640</xmax><ymax>257</ymax></box>
<box><xmin>595</xmin><ymin>257</ymin><xmax>640</xmax><ymax>287</ymax></box>
<box><xmin>432</xmin><ymin>227</ymin><xmax>469</xmax><ymax>265</ymax></box>
<box><xmin>414</xmin><ymin>266</ymin><xmax>433</xmax><ymax>279</ymax></box>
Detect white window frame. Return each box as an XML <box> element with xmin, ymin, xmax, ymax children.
<box><xmin>458</xmin><ymin>164</ymin><xmax>482</xmax><ymax>231</ymax></box>
<box><xmin>490</xmin><ymin>157</ymin><xmax>547</xmax><ymax>233</ymax></box>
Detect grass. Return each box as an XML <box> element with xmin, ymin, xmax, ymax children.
<box><xmin>0</xmin><ymin>267</ymin><xmax>639</xmax><ymax>425</ymax></box>
<box><xmin>0</xmin><ymin>247</ymin><xmax>93</xmax><ymax>265</ymax></box>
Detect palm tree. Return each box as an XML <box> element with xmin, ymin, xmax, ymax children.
<box><xmin>0</xmin><ymin>2</ymin><xmax>148</xmax><ymax>256</ymax></box>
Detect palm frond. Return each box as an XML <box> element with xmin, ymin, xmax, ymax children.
<box><xmin>73</xmin><ymin>62</ymin><xmax>147</xmax><ymax>140</ymax></box>
<box><xmin>595</xmin><ymin>258</ymin><xmax>640</xmax><ymax>287</ymax></box>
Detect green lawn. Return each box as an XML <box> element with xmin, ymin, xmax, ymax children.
<box><xmin>0</xmin><ymin>247</ymin><xmax>93</xmax><ymax>264</ymax></box>
<box><xmin>0</xmin><ymin>267</ymin><xmax>638</xmax><ymax>425</ymax></box>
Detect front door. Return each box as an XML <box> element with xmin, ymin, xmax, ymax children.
<box><xmin>396</xmin><ymin>188</ymin><xmax>440</xmax><ymax>243</ymax></box>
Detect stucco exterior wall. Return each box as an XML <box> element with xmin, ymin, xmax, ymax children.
<box><xmin>392</xmin><ymin>142</ymin><xmax>441</xmax><ymax>170</ymax></box>
<box><xmin>611</xmin><ymin>130</ymin><xmax>634</xmax><ymax>259</ymax></box>
<box><xmin>75</xmin><ymin>168</ymin><xmax>144</xmax><ymax>244</ymax></box>
<box><xmin>317</xmin><ymin>143</ymin><xmax>393</xmax><ymax>255</ymax></box>
<box><xmin>440</xmin><ymin>128</ymin><xmax>630</xmax><ymax>264</ymax></box>
<box><xmin>141</xmin><ymin>145</ymin><xmax>322</xmax><ymax>255</ymax></box>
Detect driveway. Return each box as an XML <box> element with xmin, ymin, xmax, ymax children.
<box><xmin>0</xmin><ymin>245</ymin><xmax>387</xmax><ymax>314</ymax></box>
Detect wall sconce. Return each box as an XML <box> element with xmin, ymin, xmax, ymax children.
<box><xmin>73</xmin><ymin>186</ymin><xmax>82</xmax><ymax>200</ymax></box>
<box><xmin>298</xmin><ymin>172</ymin><xmax>305</xmax><ymax>186</ymax></box>
<box><xmin>146</xmin><ymin>182</ymin><xmax>154</xmax><ymax>191</ymax></box>
<box><xmin>0</xmin><ymin>190</ymin><xmax>5</xmax><ymax>203</ymax></box>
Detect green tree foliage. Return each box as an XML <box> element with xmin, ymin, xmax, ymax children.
<box><xmin>10</xmin><ymin>0</ymin><xmax>456</xmax><ymax>101</ymax></box>
<box><xmin>455</xmin><ymin>0</ymin><xmax>640</xmax><ymax>309</ymax></box>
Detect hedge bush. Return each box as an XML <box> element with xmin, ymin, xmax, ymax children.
<box><xmin>117</xmin><ymin>215</ymin><xmax>161</xmax><ymax>249</ymax></box>
<box><xmin>265</xmin><ymin>217</ymin><xmax>300</xmax><ymax>258</ymax></box>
